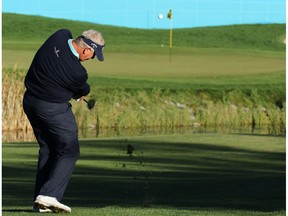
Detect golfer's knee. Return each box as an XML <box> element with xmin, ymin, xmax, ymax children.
<box><xmin>71</xmin><ymin>146</ymin><xmax>80</xmax><ymax>160</ymax></box>
<box><xmin>64</xmin><ymin>142</ymin><xmax>80</xmax><ymax>159</ymax></box>
<box><xmin>57</xmin><ymin>136</ymin><xmax>80</xmax><ymax>159</ymax></box>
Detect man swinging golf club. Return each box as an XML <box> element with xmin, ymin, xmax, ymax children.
<box><xmin>23</xmin><ymin>29</ymin><xmax>105</xmax><ymax>213</ymax></box>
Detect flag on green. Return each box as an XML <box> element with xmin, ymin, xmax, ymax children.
<box><xmin>167</xmin><ymin>9</ymin><xmax>172</xmax><ymax>19</ymax></box>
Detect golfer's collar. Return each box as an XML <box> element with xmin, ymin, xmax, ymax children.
<box><xmin>68</xmin><ymin>39</ymin><xmax>79</xmax><ymax>59</ymax></box>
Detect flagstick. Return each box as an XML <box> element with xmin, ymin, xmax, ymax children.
<box><xmin>167</xmin><ymin>9</ymin><xmax>173</xmax><ymax>63</ymax></box>
<box><xmin>169</xmin><ymin>18</ymin><xmax>172</xmax><ymax>62</ymax></box>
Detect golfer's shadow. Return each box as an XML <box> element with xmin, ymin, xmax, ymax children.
<box><xmin>2</xmin><ymin>209</ymin><xmax>32</xmax><ymax>213</ymax></box>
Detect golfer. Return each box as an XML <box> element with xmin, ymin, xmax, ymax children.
<box><xmin>23</xmin><ymin>29</ymin><xmax>105</xmax><ymax>213</ymax></box>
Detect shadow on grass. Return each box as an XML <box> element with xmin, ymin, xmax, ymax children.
<box><xmin>2</xmin><ymin>209</ymin><xmax>32</xmax><ymax>213</ymax></box>
<box><xmin>2</xmin><ymin>137</ymin><xmax>285</xmax><ymax>212</ymax></box>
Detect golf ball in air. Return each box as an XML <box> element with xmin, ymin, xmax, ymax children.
<box><xmin>158</xmin><ymin>13</ymin><xmax>163</xmax><ymax>19</ymax></box>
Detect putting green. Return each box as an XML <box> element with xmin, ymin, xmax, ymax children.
<box><xmin>2</xmin><ymin>48</ymin><xmax>285</xmax><ymax>80</ymax></box>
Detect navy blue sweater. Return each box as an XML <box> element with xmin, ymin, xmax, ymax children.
<box><xmin>25</xmin><ymin>29</ymin><xmax>90</xmax><ymax>103</ymax></box>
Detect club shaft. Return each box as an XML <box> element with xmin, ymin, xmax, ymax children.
<box><xmin>82</xmin><ymin>98</ymin><xmax>88</xmax><ymax>104</ymax></box>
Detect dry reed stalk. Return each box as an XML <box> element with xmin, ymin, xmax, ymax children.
<box><xmin>2</xmin><ymin>67</ymin><xmax>32</xmax><ymax>132</ymax></box>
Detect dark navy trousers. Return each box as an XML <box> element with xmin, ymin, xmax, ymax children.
<box><xmin>23</xmin><ymin>91</ymin><xmax>79</xmax><ymax>201</ymax></box>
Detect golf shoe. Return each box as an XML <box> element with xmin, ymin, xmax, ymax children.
<box><xmin>34</xmin><ymin>195</ymin><xmax>71</xmax><ymax>213</ymax></box>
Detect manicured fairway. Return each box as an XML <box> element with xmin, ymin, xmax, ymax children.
<box><xmin>2</xmin><ymin>133</ymin><xmax>285</xmax><ymax>215</ymax></box>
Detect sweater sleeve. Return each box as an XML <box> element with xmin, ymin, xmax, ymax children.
<box><xmin>72</xmin><ymin>83</ymin><xmax>90</xmax><ymax>99</ymax></box>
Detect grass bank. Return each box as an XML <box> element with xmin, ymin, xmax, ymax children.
<box><xmin>2</xmin><ymin>133</ymin><xmax>285</xmax><ymax>215</ymax></box>
<box><xmin>2</xmin><ymin>13</ymin><xmax>285</xmax><ymax>52</ymax></box>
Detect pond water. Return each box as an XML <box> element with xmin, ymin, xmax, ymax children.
<box><xmin>2</xmin><ymin>126</ymin><xmax>272</xmax><ymax>143</ymax></box>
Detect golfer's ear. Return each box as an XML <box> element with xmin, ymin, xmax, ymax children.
<box><xmin>84</xmin><ymin>47</ymin><xmax>93</xmax><ymax>53</ymax></box>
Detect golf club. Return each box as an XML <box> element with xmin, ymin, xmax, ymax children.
<box><xmin>83</xmin><ymin>98</ymin><xmax>96</xmax><ymax>110</ymax></box>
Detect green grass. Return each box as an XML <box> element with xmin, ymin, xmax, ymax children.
<box><xmin>2</xmin><ymin>13</ymin><xmax>285</xmax><ymax>52</ymax></box>
<box><xmin>3</xmin><ymin>13</ymin><xmax>285</xmax><ymax>84</ymax></box>
<box><xmin>3</xmin><ymin>13</ymin><xmax>285</xmax><ymax>86</ymax></box>
<box><xmin>2</xmin><ymin>133</ymin><xmax>285</xmax><ymax>215</ymax></box>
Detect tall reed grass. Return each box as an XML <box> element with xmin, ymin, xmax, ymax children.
<box><xmin>2</xmin><ymin>67</ymin><xmax>285</xmax><ymax>141</ymax></box>
<box><xmin>2</xmin><ymin>67</ymin><xmax>31</xmax><ymax>132</ymax></box>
